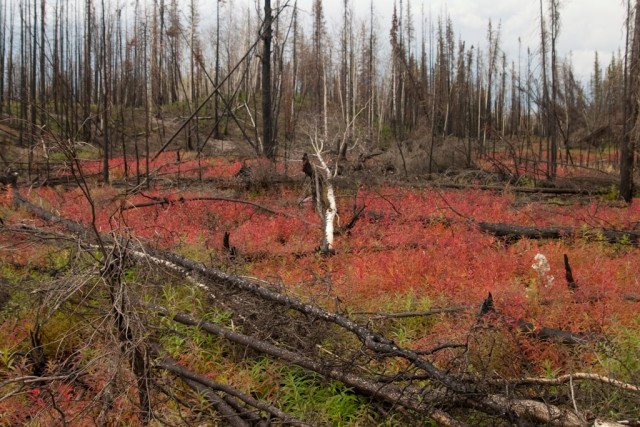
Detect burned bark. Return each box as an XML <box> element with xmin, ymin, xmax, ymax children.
<box><xmin>158</xmin><ymin>356</ymin><xmax>310</xmax><ymax>426</ymax></box>
<box><xmin>517</xmin><ymin>321</ymin><xmax>591</xmax><ymax>345</ymax></box>
<box><xmin>564</xmin><ymin>253</ymin><xmax>578</xmax><ymax>291</ymax></box>
<box><xmin>0</xmin><ymin>169</ymin><xmax>19</xmax><ymax>187</ymax></box>
<box><xmin>223</xmin><ymin>231</ymin><xmax>237</xmax><ymax>260</ymax></box>
<box><xmin>477</xmin><ymin>291</ymin><xmax>594</xmax><ymax>346</ymax></box>
<box><xmin>478</xmin><ymin>221</ymin><xmax>640</xmax><ymax>246</ymax></box>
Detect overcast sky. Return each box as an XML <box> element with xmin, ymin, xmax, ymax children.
<box><xmin>289</xmin><ymin>0</ymin><xmax>626</xmax><ymax>82</ymax></box>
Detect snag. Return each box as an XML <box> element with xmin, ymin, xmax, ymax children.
<box><xmin>564</xmin><ymin>253</ymin><xmax>578</xmax><ymax>291</ymax></box>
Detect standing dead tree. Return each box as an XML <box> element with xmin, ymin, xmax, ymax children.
<box><xmin>620</xmin><ymin>0</ymin><xmax>640</xmax><ymax>202</ymax></box>
<box><xmin>307</xmin><ymin>133</ymin><xmax>338</xmax><ymax>254</ymax></box>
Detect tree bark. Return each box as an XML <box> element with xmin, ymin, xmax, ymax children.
<box><xmin>620</xmin><ymin>0</ymin><xmax>640</xmax><ymax>202</ymax></box>
<box><xmin>262</xmin><ymin>0</ymin><xmax>275</xmax><ymax>159</ymax></box>
<box><xmin>158</xmin><ymin>356</ymin><xmax>318</xmax><ymax>427</ymax></box>
<box><xmin>477</xmin><ymin>221</ymin><xmax>640</xmax><ymax>245</ymax></box>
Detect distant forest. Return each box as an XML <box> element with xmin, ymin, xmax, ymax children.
<box><xmin>0</xmin><ymin>0</ymin><xmax>637</xmax><ymax>199</ymax></box>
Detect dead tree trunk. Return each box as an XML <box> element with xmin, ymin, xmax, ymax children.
<box><xmin>620</xmin><ymin>0</ymin><xmax>640</xmax><ymax>202</ymax></box>
<box><xmin>262</xmin><ymin>0</ymin><xmax>275</xmax><ymax>159</ymax></box>
<box><xmin>477</xmin><ymin>221</ymin><xmax>640</xmax><ymax>245</ymax></box>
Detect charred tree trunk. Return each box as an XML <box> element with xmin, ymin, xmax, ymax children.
<box><xmin>101</xmin><ymin>0</ymin><xmax>109</xmax><ymax>184</ymax></box>
<box><xmin>621</xmin><ymin>0</ymin><xmax>640</xmax><ymax>202</ymax></box>
<box><xmin>83</xmin><ymin>0</ymin><xmax>92</xmax><ymax>143</ymax></box>
<box><xmin>262</xmin><ymin>0</ymin><xmax>275</xmax><ymax>159</ymax></box>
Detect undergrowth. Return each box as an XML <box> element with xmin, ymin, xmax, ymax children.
<box><xmin>1</xmin><ymin>153</ymin><xmax>639</xmax><ymax>424</ymax></box>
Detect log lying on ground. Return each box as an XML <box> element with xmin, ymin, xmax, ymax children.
<box><xmin>177</xmin><ymin>376</ymin><xmax>250</xmax><ymax>427</ymax></box>
<box><xmin>163</xmin><ymin>309</ymin><xmax>587</xmax><ymax>427</ymax></box>
<box><xmin>416</xmin><ymin>181</ymin><xmax>611</xmax><ymax>195</ymax></box>
<box><xmin>478</xmin><ymin>221</ymin><xmax>640</xmax><ymax>245</ymax></box>
<box><xmin>477</xmin><ymin>293</ymin><xmax>594</xmax><ymax>345</ymax></box>
<box><xmin>517</xmin><ymin>321</ymin><xmax>591</xmax><ymax>345</ymax></box>
<box><xmin>353</xmin><ymin>306</ymin><xmax>469</xmax><ymax>320</ymax></box>
<box><xmin>142</xmin><ymin>252</ymin><xmax>589</xmax><ymax>426</ymax></box>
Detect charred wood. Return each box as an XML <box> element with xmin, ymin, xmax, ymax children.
<box><xmin>564</xmin><ymin>254</ymin><xmax>578</xmax><ymax>291</ymax></box>
<box><xmin>478</xmin><ymin>221</ymin><xmax>640</xmax><ymax>246</ymax></box>
<box><xmin>156</xmin><ymin>357</ymin><xmax>308</xmax><ymax>427</ymax></box>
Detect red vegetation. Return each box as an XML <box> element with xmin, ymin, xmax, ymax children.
<box><xmin>14</xmin><ymin>155</ymin><xmax>640</xmax><ymax>374</ymax></box>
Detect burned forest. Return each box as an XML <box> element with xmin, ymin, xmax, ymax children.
<box><xmin>1</xmin><ymin>0</ymin><xmax>639</xmax><ymax>426</ymax></box>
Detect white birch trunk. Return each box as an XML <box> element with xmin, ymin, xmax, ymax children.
<box><xmin>322</xmin><ymin>177</ymin><xmax>336</xmax><ymax>252</ymax></box>
<box><xmin>310</xmin><ymin>136</ymin><xmax>337</xmax><ymax>254</ymax></box>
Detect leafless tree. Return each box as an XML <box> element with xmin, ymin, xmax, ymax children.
<box><xmin>621</xmin><ymin>0</ymin><xmax>640</xmax><ymax>202</ymax></box>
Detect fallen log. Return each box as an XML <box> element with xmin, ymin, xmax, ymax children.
<box><xmin>353</xmin><ymin>306</ymin><xmax>469</xmax><ymax>320</ymax></box>
<box><xmin>422</xmin><ymin>181</ymin><xmax>610</xmax><ymax>195</ymax></box>
<box><xmin>164</xmin><ymin>309</ymin><xmax>588</xmax><ymax>427</ymax></box>
<box><xmin>498</xmin><ymin>373</ymin><xmax>640</xmax><ymax>395</ymax></box>
<box><xmin>478</xmin><ymin>222</ymin><xmax>573</xmax><ymax>240</ymax></box>
<box><xmin>472</xmin><ymin>394</ymin><xmax>585</xmax><ymax>427</ymax></box>
<box><xmin>478</xmin><ymin>221</ymin><xmax>640</xmax><ymax>246</ymax></box>
<box><xmin>476</xmin><ymin>292</ymin><xmax>595</xmax><ymax>346</ymax></box>
<box><xmin>179</xmin><ymin>377</ymin><xmax>250</xmax><ymax>427</ymax></box>
<box><xmin>518</xmin><ymin>321</ymin><xmax>591</xmax><ymax>345</ymax></box>
<box><xmin>152</xmin><ymin>248</ymin><xmax>473</xmax><ymax>394</ymax></box>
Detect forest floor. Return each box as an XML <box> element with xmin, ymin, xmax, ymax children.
<box><xmin>0</xmin><ymin>134</ymin><xmax>639</xmax><ymax>426</ymax></box>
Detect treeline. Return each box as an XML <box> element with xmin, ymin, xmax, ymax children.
<box><xmin>0</xmin><ymin>0</ymin><xmax>637</xmax><ymax>198</ymax></box>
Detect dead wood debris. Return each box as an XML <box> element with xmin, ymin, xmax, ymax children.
<box><xmin>477</xmin><ymin>221</ymin><xmax>640</xmax><ymax>246</ymax></box>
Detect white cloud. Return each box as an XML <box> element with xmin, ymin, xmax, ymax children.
<box><xmin>279</xmin><ymin>0</ymin><xmax>625</xmax><ymax>81</ymax></box>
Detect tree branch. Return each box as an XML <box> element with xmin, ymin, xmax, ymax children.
<box><xmin>120</xmin><ymin>195</ymin><xmax>318</xmax><ymax>227</ymax></box>
<box><xmin>157</xmin><ymin>356</ymin><xmax>310</xmax><ymax>426</ymax></box>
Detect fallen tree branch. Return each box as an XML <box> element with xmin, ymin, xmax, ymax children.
<box><xmin>121</xmin><ymin>195</ymin><xmax>318</xmax><ymax>227</ymax></box>
<box><xmin>178</xmin><ymin>376</ymin><xmax>250</xmax><ymax>427</ymax></box>
<box><xmin>336</xmin><ymin>204</ymin><xmax>367</xmax><ymax>235</ymax></box>
<box><xmin>163</xmin><ymin>308</ymin><xmax>588</xmax><ymax>426</ymax></box>
<box><xmin>502</xmin><ymin>373</ymin><xmax>640</xmax><ymax>394</ymax></box>
<box><xmin>157</xmin><ymin>356</ymin><xmax>309</xmax><ymax>426</ymax></box>
<box><xmin>158</xmin><ymin>308</ymin><xmax>466</xmax><ymax>427</ymax></box>
<box><xmin>415</xmin><ymin>343</ymin><xmax>468</xmax><ymax>356</ymax></box>
<box><xmin>152</xmin><ymin>248</ymin><xmax>472</xmax><ymax>394</ymax></box>
<box><xmin>473</xmin><ymin>394</ymin><xmax>585</xmax><ymax>426</ymax></box>
<box><xmin>353</xmin><ymin>306</ymin><xmax>469</xmax><ymax>320</ymax></box>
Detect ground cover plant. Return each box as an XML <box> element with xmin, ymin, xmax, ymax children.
<box><xmin>1</xmin><ymin>147</ymin><xmax>639</xmax><ymax>426</ymax></box>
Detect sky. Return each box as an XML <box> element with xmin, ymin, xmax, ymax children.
<box><xmin>4</xmin><ymin>0</ymin><xmax>623</xmax><ymax>85</ymax></box>
<box><xmin>290</xmin><ymin>0</ymin><xmax>627</xmax><ymax>83</ymax></box>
